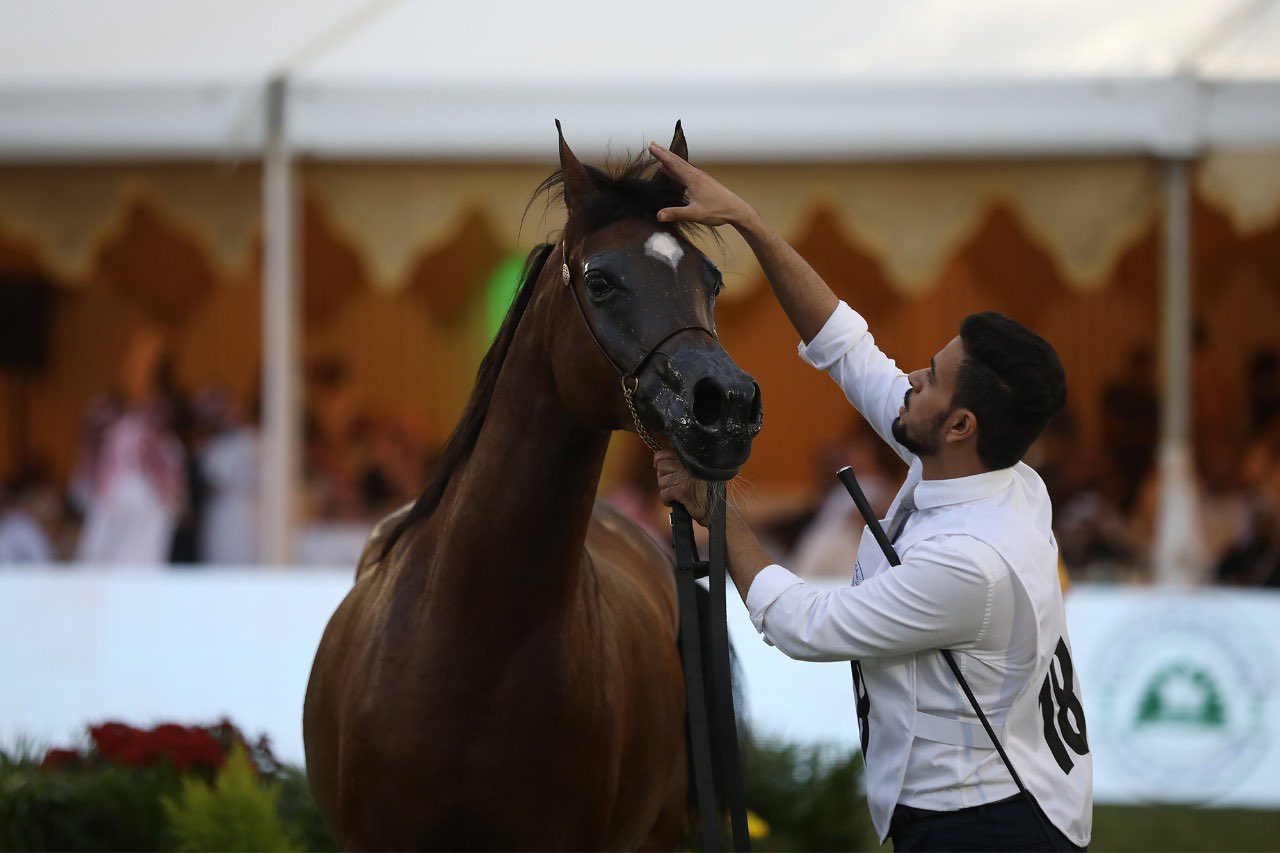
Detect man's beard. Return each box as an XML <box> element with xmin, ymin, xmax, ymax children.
<box><xmin>892</xmin><ymin>410</ymin><xmax>948</xmax><ymax>457</ymax></box>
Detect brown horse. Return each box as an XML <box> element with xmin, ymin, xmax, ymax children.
<box><xmin>302</xmin><ymin>123</ymin><xmax>762</xmax><ymax>850</ymax></box>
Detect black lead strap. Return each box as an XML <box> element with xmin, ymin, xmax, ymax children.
<box><xmin>707</xmin><ymin>481</ymin><xmax>750</xmax><ymax>852</ymax></box>
<box><xmin>672</xmin><ymin>482</ymin><xmax>750</xmax><ymax>853</ymax></box>
<box><xmin>835</xmin><ymin>466</ymin><xmax>1062</xmax><ymax>852</ymax></box>
<box><xmin>672</xmin><ymin>502</ymin><xmax>719</xmax><ymax>851</ymax></box>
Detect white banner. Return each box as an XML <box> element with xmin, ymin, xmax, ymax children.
<box><xmin>1067</xmin><ymin>585</ymin><xmax>1280</xmax><ymax>808</ymax></box>
<box><xmin>1</xmin><ymin>570</ymin><xmax>1277</xmax><ymax>809</ymax></box>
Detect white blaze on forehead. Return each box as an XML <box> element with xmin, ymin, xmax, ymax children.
<box><xmin>644</xmin><ymin>232</ymin><xmax>684</xmax><ymax>270</ymax></box>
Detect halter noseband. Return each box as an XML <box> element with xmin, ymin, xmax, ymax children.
<box><xmin>560</xmin><ymin>241</ymin><xmax>718</xmax><ymax>452</ymax></box>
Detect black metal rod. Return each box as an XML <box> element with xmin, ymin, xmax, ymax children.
<box><xmin>836</xmin><ymin>466</ymin><xmax>899</xmax><ymax>566</ymax></box>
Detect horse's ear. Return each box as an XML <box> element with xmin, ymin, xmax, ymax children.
<box><xmin>555</xmin><ymin>119</ymin><xmax>596</xmax><ymax>215</ymax></box>
<box><xmin>668</xmin><ymin>120</ymin><xmax>689</xmax><ymax>162</ymax></box>
<box><xmin>653</xmin><ymin>120</ymin><xmax>690</xmax><ymax>196</ymax></box>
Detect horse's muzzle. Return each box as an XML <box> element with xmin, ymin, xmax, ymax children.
<box><xmin>636</xmin><ymin>338</ymin><xmax>762</xmax><ymax>481</ymax></box>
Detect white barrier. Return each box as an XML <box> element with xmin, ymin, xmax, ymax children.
<box><xmin>0</xmin><ymin>567</ymin><xmax>352</xmax><ymax>766</ymax></box>
<box><xmin>1</xmin><ymin>569</ymin><xmax>1277</xmax><ymax>808</ymax></box>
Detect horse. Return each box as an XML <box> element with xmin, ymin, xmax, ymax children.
<box><xmin>302</xmin><ymin>122</ymin><xmax>763</xmax><ymax>850</ymax></box>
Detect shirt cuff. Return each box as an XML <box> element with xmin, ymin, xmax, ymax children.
<box><xmin>745</xmin><ymin>564</ymin><xmax>806</xmax><ymax>633</ymax></box>
<box><xmin>796</xmin><ymin>301</ymin><xmax>869</xmax><ymax>370</ymax></box>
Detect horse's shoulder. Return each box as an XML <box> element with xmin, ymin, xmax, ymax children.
<box><xmin>589</xmin><ymin>498</ymin><xmax>672</xmax><ymax>567</ymax></box>
<box><xmin>354</xmin><ymin>501</ymin><xmax>416</xmax><ymax>581</ymax></box>
<box><xmin>587</xmin><ymin>498</ymin><xmax>678</xmax><ymax>630</ymax></box>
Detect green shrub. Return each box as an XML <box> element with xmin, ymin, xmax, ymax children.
<box><xmin>0</xmin><ymin>727</ymin><xmax>338</xmax><ymax>853</ymax></box>
<box><xmin>162</xmin><ymin>745</ymin><xmax>296</xmax><ymax>853</ymax></box>
<box><xmin>0</xmin><ymin>753</ymin><xmax>178</xmax><ymax>852</ymax></box>
<box><xmin>274</xmin><ymin>766</ymin><xmax>340</xmax><ymax>852</ymax></box>
<box><xmin>743</xmin><ymin>739</ymin><xmax>875</xmax><ymax>852</ymax></box>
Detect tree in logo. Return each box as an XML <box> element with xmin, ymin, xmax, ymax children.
<box><xmin>1135</xmin><ymin>663</ymin><xmax>1226</xmax><ymax>728</ymax></box>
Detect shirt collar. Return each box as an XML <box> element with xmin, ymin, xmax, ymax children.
<box><xmin>913</xmin><ymin>467</ymin><xmax>1014</xmax><ymax>511</ymax></box>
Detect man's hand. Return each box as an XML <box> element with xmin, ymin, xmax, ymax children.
<box><xmin>649</xmin><ymin>142</ymin><xmax>759</xmax><ymax>230</ymax></box>
<box><xmin>654</xmin><ymin>449</ymin><xmax>710</xmax><ymax>525</ymax></box>
<box><xmin>649</xmin><ymin>141</ymin><xmax>837</xmax><ymax>343</ymax></box>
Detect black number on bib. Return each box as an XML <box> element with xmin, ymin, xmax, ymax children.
<box><xmin>1037</xmin><ymin>637</ymin><xmax>1089</xmax><ymax>774</ymax></box>
<box><xmin>850</xmin><ymin>660</ymin><xmax>870</xmax><ymax>756</ymax></box>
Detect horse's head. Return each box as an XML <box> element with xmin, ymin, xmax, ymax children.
<box><xmin>545</xmin><ymin>122</ymin><xmax>762</xmax><ymax>480</ymax></box>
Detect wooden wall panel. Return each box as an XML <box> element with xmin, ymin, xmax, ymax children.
<box><xmin>26</xmin><ymin>285</ymin><xmax>141</xmax><ymax>480</ymax></box>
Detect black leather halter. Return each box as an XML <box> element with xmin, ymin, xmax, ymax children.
<box><xmin>560</xmin><ymin>241</ymin><xmax>717</xmax><ymax>450</ymax></box>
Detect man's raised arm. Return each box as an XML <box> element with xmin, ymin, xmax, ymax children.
<box><xmin>649</xmin><ymin>142</ymin><xmax>837</xmax><ymax>344</ymax></box>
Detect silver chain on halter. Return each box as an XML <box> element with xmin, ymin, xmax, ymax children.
<box><xmin>623</xmin><ymin>376</ymin><xmax>664</xmax><ymax>453</ymax></box>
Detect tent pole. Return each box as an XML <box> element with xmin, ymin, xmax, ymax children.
<box><xmin>1152</xmin><ymin>158</ymin><xmax>1204</xmax><ymax>585</ymax></box>
<box><xmin>261</xmin><ymin>78</ymin><xmax>300</xmax><ymax>565</ymax></box>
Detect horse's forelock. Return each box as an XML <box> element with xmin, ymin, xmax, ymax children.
<box><xmin>524</xmin><ymin>150</ymin><xmax>717</xmax><ymax>251</ymax></box>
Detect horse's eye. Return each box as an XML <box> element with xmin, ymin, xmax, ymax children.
<box><xmin>704</xmin><ymin>259</ymin><xmax>724</xmax><ymax>297</ymax></box>
<box><xmin>585</xmin><ymin>273</ymin><xmax>614</xmax><ymax>299</ymax></box>
<box><xmin>708</xmin><ymin>271</ymin><xmax>724</xmax><ymax>298</ymax></box>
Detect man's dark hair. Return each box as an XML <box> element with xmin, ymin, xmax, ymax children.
<box><xmin>953</xmin><ymin>312</ymin><xmax>1066</xmax><ymax>470</ymax></box>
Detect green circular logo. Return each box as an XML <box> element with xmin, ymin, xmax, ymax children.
<box><xmin>1094</xmin><ymin>607</ymin><xmax>1273</xmax><ymax>802</ymax></box>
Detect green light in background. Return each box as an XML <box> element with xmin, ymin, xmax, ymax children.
<box><xmin>482</xmin><ymin>252</ymin><xmax>529</xmax><ymax>343</ymax></box>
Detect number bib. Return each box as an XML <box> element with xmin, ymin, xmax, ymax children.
<box><xmin>850</xmin><ymin>504</ymin><xmax>1093</xmax><ymax>847</ymax></box>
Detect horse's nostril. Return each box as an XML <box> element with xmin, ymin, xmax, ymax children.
<box><xmin>749</xmin><ymin>382</ymin><xmax>763</xmax><ymax>425</ymax></box>
<box><xmin>692</xmin><ymin>378</ymin><xmax>724</xmax><ymax>428</ymax></box>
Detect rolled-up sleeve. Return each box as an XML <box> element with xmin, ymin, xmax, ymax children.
<box><xmin>744</xmin><ymin>537</ymin><xmax>1003</xmax><ymax>662</ymax></box>
<box><xmin>797</xmin><ymin>301</ymin><xmax>912</xmax><ymax>462</ymax></box>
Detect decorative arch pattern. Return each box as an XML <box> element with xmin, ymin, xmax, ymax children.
<box><xmin>0</xmin><ymin>160</ymin><xmax>1277</xmax><ymax>497</ymax></box>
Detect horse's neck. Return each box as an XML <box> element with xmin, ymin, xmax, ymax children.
<box><xmin>430</xmin><ymin>285</ymin><xmax>611</xmax><ymax>611</ymax></box>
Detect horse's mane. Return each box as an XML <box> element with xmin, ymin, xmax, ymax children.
<box><xmin>377</xmin><ymin>151</ymin><xmax>714</xmax><ymax>561</ymax></box>
<box><xmin>376</xmin><ymin>242</ymin><xmax>552</xmax><ymax>560</ymax></box>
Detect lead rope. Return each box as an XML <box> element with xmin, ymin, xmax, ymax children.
<box><xmin>672</xmin><ymin>484</ymin><xmax>751</xmax><ymax>853</ymax></box>
<box><xmin>707</xmin><ymin>481</ymin><xmax>751</xmax><ymax>852</ymax></box>
<box><xmin>672</xmin><ymin>502</ymin><xmax>720</xmax><ymax>851</ymax></box>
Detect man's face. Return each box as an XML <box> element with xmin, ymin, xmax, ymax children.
<box><xmin>891</xmin><ymin>336</ymin><xmax>965</xmax><ymax>457</ymax></box>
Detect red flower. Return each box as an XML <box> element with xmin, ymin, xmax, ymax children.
<box><xmin>87</xmin><ymin>721</ymin><xmax>225</xmax><ymax>771</ymax></box>
<box><xmin>151</xmin><ymin>723</ymin><xmax>223</xmax><ymax>771</ymax></box>
<box><xmin>40</xmin><ymin>748</ymin><xmax>80</xmax><ymax>769</ymax></box>
<box><xmin>90</xmin><ymin>722</ymin><xmax>148</xmax><ymax>765</ymax></box>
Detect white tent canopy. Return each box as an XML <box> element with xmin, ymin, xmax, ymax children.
<box><xmin>2</xmin><ymin>0</ymin><xmax>1279</xmax><ymax>161</ymax></box>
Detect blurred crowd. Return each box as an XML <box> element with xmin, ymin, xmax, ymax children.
<box><xmin>1048</xmin><ymin>340</ymin><xmax>1280</xmax><ymax>587</ymax></box>
<box><xmin>1</xmin><ymin>350</ymin><xmax>266</xmax><ymax>566</ymax></box>
<box><xmin>2</xmin><ymin>334</ymin><xmax>1278</xmax><ymax>587</ymax></box>
<box><xmin>0</xmin><ymin>339</ymin><xmax>433</xmax><ymax>567</ymax></box>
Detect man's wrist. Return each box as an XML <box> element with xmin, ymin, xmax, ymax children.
<box><xmin>729</xmin><ymin>204</ymin><xmax>765</xmax><ymax>238</ymax></box>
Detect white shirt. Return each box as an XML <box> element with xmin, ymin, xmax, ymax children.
<box><xmin>745</xmin><ymin>301</ymin><xmax>1079</xmax><ymax>829</ymax></box>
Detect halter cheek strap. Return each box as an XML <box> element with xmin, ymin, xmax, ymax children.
<box><xmin>561</xmin><ymin>241</ymin><xmax>717</xmax><ymax>451</ymax></box>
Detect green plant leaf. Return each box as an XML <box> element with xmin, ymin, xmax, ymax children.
<box><xmin>162</xmin><ymin>745</ymin><xmax>296</xmax><ymax>853</ymax></box>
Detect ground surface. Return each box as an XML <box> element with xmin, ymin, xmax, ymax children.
<box><xmin>1088</xmin><ymin>805</ymin><xmax>1280</xmax><ymax>852</ymax></box>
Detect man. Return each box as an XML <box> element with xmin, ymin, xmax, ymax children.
<box><xmin>648</xmin><ymin>141</ymin><xmax>1092</xmax><ymax>852</ymax></box>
